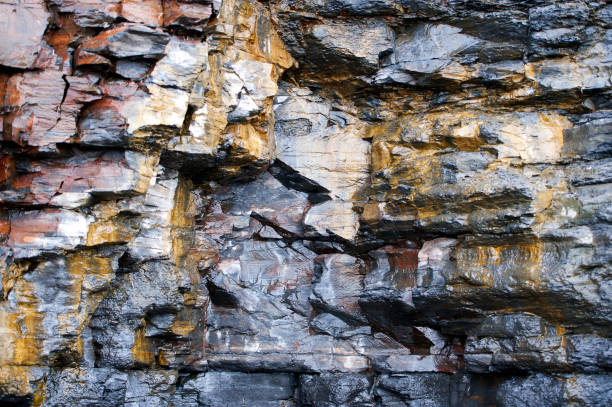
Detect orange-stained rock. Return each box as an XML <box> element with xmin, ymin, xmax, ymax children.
<box><xmin>0</xmin><ymin>150</ymin><xmax>157</xmax><ymax>209</ymax></box>
<box><xmin>44</xmin><ymin>13</ymin><xmax>80</xmax><ymax>63</ymax></box>
<box><xmin>121</xmin><ymin>0</ymin><xmax>164</xmax><ymax>27</ymax></box>
<box><xmin>0</xmin><ymin>156</ymin><xmax>15</xmax><ymax>186</ymax></box>
<box><xmin>0</xmin><ymin>212</ymin><xmax>9</xmax><ymax>242</ymax></box>
<box><xmin>74</xmin><ymin>49</ymin><xmax>113</xmax><ymax>68</ymax></box>
<box><xmin>0</xmin><ymin>0</ymin><xmax>610</xmax><ymax>404</ymax></box>
<box><xmin>0</xmin><ymin>250</ymin><xmax>120</xmax><ymax>371</ymax></box>
<box><xmin>162</xmin><ymin>0</ymin><xmax>213</xmax><ymax>31</ymax></box>
<box><xmin>3</xmin><ymin>69</ymin><xmax>66</xmax><ymax>149</ymax></box>
<box><xmin>163</xmin><ymin>0</ymin><xmax>295</xmax><ymax>180</ymax></box>
<box><xmin>3</xmin><ymin>70</ymin><xmax>102</xmax><ymax>150</ymax></box>
<box><xmin>7</xmin><ymin>209</ymin><xmax>90</xmax><ymax>258</ymax></box>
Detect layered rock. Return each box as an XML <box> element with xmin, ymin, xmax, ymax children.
<box><xmin>1</xmin><ymin>0</ymin><xmax>611</xmax><ymax>406</ymax></box>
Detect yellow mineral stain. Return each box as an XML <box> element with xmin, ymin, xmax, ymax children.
<box><xmin>0</xmin><ymin>310</ymin><xmax>17</xmax><ymax>364</ymax></box>
<box><xmin>360</xmin><ymin>203</ymin><xmax>382</xmax><ymax>225</ymax></box>
<box><xmin>524</xmin><ymin>62</ymin><xmax>537</xmax><ymax>81</ymax></box>
<box><xmin>232</xmin><ymin>124</ymin><xmax>270</xmax><ymax>162</ymax></box>
<box><xmin>170</xmin><ymin>179</ymin><xmax>192</xmax><ymax>228</ymax></box>
<box><xmin>537</xmin><ymin>112</ymin><xmax>571</xmax><ymax>159</ymax></box>
<box><xmin>171</xmin><ymin>320</ymin><xmax>196</xmax><ymax>337</ymax></box>
<box><xmin>87</xmin><ymin>219</ymin><xmax>132</xmax><ymax>246</ymax></box>
<box><xmin>8</xmin><ymin>280</ymin><xmax>43</xmax><ymax>366</ymax></box>
<box><xmin>132</xmin><ymin>325</ymin><xmax>154</xmax><ymax>366</ymax></box>
<box><xmin>0</xmin><ymin>366</ymin><xmax>45</xmax><ymax>405</ymax></box>
<box><xmin>456</xmin><ymin>240</ymin><xmax>543</xmax><ymax>287</ymax></box>
<box><xmin>1</xmin><ymin>260</ymin><xmax>28</xmax><ymax>300</ymax></box>
<box><xmin>157</xmin><ymin>350</ymin><xmax>170</xmax><ymax>367</ymax></box>
<box><xmin>450</xmin><ymin>121</ymin><xmax>483</xmax><ymax>151</ymax></box>
<box><xmin>371</xmin><ymin>141</ymin><xmax>392</xmax><ymax>173</ymax></box>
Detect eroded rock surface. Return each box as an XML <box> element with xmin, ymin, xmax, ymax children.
<box><xmin>0</xmin><ymin>0</ymin><xmax>611</xmax><ymax>405</ymax></box>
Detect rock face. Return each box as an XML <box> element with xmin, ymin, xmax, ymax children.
<box><xmin>0</xmin><ymin>0</ymin><xmax>611</xmax><ymax>406</ymax></box>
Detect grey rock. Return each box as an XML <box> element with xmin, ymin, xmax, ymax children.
<box><xmin>310</xmin><ymin>254</ymin><xmax>367</xmax><ymax>324</ymax></box>
<box><xmin>319</xmin><ymin>0</ymin><xmax>400</xmax><ymax>17</ymax></box>
<box><xmin>116</xmin><ymin>60</ymin><xmax>153</xmax><ymax>80</ymax></box>
<box><xmin>298</xmin><ymin>373</ymin><xmax>374</xmax><ymax>406</ymax></box>
<box><xmin>44</xmin><ymin>368</ymin><xmax>178</xmax><ymax>407</ymax></box>
<box><xmin>467</xmin><ymin>314</ymin><xmax>545</xmax><ymax>338</ymax></box>
<box><xmin>79</xmin><ymin>23</ymin><xmax>170</xmax><ymax>60</ymax></box>
<box><xmin>376</xmin><ymin>373</ymin><xmax>451</xmax><ymax>406</ymax></box>
<box><xmin>497</xmin><ymin>374</ymin><xmax>564</xmax><ymax>407</ymax></box>
<box><xmin>307</xmin><ymin>20</ymin><xmax>394</xmax><ymax>73</ymax></box>
<box><xmin>563</xmin><ymin>111</ymin><xmax>612</xmax><ymax>159</ymax></box>
<box><xmin>0</xmin><ymin>0</ymin><xmax>50</xmax><ymax>69</ymax></box>
<box><xmin>44</xmin><ymin>368</ymin><xmax>129</xmax><ymax>407</ymax></box>
<box><xmin>186</xmin><ymin>372</ymin><xmax>296</xmax><ymax>407</ymax></box>
<box><xmin>563</xmin><ymin>374</ymin><xmax>612</xmax><ymax>407</ymax></box>
<box><xmin>78</xmin><ymin>102</ymin><xmax>128</xmax><ymax>147</ymax></box>
<box><xmin>567</xmin><ymin>335</ymin><xmax>612</xmax><ymax>372</ymax></box>
<box><xmin>310</xmin><ymin>313</ymin><xmax>371</xmax><ymax>339</ymax></box>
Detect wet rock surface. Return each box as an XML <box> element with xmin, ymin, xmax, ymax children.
<box><xmin>1</xmin><ymin>0</ymin><xmax>611</xmax><ymax>406</ymax></box>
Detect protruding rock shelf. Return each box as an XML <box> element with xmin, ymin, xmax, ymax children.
<box><xmin>1</xmin><ymin>0</ymin><xmax>611</xmax><ymax>406</ymax></box>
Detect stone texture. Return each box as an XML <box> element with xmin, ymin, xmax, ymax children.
<box><xmin>0</xmin><ymin>0</ymin><xmax>50</xmax><ymax>69</ymax></box>
<box><xmin>76</xmin><ymin>24</ymin><xmax>170</xmax><ymax>60</ymax></box>
<box><xmin>0</xmin><ymin>0</ymin><xmax>611</xmax><ymax>405</ymax></box>
<box><xmin>161</xmin><ymin>0</ymin><xmax>295</xmax><ymax>181</ymax></box>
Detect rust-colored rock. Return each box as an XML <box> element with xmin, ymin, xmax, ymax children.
<box><xmin>0</xmin><ymin>151</ymin><xmax>157</xmax><ymax>208</ymax></box>
<box><xmin>3</xmin><ymin>70</ymin><xmax>102</xmax><ymax>150</ymax></box>
<box><xmin>162</xmin><ymin>0</ymin><xmax>213</xmax><ymax>30</ymax></box>
<box><xmin>121</xmin><ymin>0</ymin><xmax>164</xmax><ymax>27</ymax></box>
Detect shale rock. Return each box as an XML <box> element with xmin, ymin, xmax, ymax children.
<box><xmin>0</xmin><ymin>0</ymin><xmax>611</xmax><ymax>405</ymax></box>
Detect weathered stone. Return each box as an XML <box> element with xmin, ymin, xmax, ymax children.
<box><xmin>122</xmin><ymin>85</ymin><xmax>190</xmax><ymax>134</ymax></box>
<box><xmin>274</xmin><ymin>87</ymin><xmax>371</xmax><ymax>199</ymax></box>
<box><xmin>298</xmin><ymin>373</ymin><xmax>374</xmax><ymax>406</ymax></box>
<box><xmin>183</xmin><ymin>372</ymin><xmax>295</xmax><ymax>407</ymax></box>
<box><xmin>310</xmin><ymin>254</ymin><xmax>367</xmax><ymax>324</ymax></box>
<box><xmin>0</xmin><ymin>0</ymin><xmax>50</xmax><ymax>69</ymax></box>
<box><xmin>44</xmin><ymin>368</ymin><xmax>178</xmax><ymax>407</ymax></box>
<box><xmin>163</xmin><ymin>0</ymin><xmax>213</xmax><ymax>30</ymax></box>
<box><xmin>0</xmin><ymin>151</ymin><xmax>157</xmax><ymax>208</ymax></box>
<box><xmin>121</xmin><ymin>0</ymin><xmax>164</xmax><ymax>27</ymax></box>
<box><xmin>309</xmin><ymin>20</ymin><xmax>394</xmax><ymax>73</ymax></box>
<box><xmin>0</xmin><ymin>250</ymin><xmax>121</xmax><ymax>369</ymax></box>
<box><xmin>310</xmin><ymin>313</ymin><xmax>371</xmax><ymax>339</ymax></box>
<box><xmin>0</xmin><ymin>0</ymin><xmax>611</xmax><ymax>404</ymax></box>
<box><xmin>304</xmin><ymin>200</ymin><xmax>360</xmax><ymax>240</ymax></box>
<box><xmin>563</xmin><ymin>111</ymin><xmax>612</xmax><ymax>159</ymax></box>
<box><xmin>149</xmin><ymin>38</ymin><xmax>208</xmax><ymax>90</ymax></box>
<box><xmin>3</xmin><ymin>69</ymin><xmax>102</xmax><ymax>150</ymax></box>
<box><xmin>376</xmin><ymin>373</ymin><xmax>452</xmax><ymax>406</ymax></box>
<box><xmin>162</xmin><ymin>0</ymin><xmax>294</xmax><ymax>180</ymax></box>
<box><xmin>7</xmin><ymin>209</ymin><xmax>90</xmax><ymax>258</ymax></box>
<box><xmin>49</xmin><ymin>0</ymin><xmax>121</xmax><ymax>28</ymax></box>
<box><xmin>78</xmin><ymin>99</ymin><xmax>128</xmax><ymax>146</ymax></box>
<box><xmin>77</xmin><ymin>23</ymin><xmax>170</xmax><ymax>60</ymax></box>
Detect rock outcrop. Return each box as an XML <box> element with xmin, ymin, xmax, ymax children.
<box><xmin>1</xmin><ymin>0</ymin><xmax>611</xmax><ymax>406</ymax></box>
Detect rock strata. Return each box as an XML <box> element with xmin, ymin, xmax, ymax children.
<box><xmin>0</xmin><ymin>0</ymin><xmax>611</xmax><ymax>406</ymax></box>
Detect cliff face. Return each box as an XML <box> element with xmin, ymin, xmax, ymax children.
<box><xmin>0</xmin><ymin>0</ymin><xmax>611</xmax><ymax>406</ymax></box>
